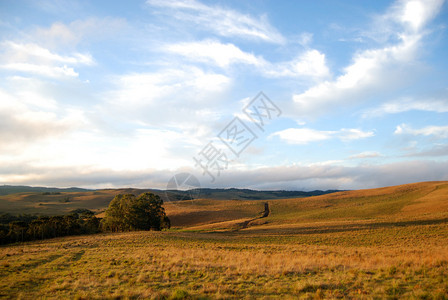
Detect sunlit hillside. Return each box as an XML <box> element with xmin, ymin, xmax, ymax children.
<box><xmin>165</xmin><ymin>181</ymin><xmax>448</xmax><ymax>231</ymax></box>
<box><xmin>1</xmin><ymin>181</ymin><xmax>447</xmax><ymax>298</ymax></box>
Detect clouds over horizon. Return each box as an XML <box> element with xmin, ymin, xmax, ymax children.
<box><xmin>0</xmin><ymin>0</ymin><xmax>447</xmax><ymax>190</ymax></box>
<box><xmin>1</xmin><ymin>159</ymin><xmax>447</xmax><ymax>191</ymax></box>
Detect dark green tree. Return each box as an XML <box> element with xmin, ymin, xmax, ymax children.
<box><xmin>135</xmin><ymin>192</ymin><xmax>169</xmax><ymax>230</ymax></box>
<box><xmin>7</xmin><ymin>221</ymin><xmax>27</xmax><ymax>242</ymax></box>
<box><xmin>27</xmin><ymin>217</ymin><xmax>51</xmax><ymax>240</ymax></box>
<box><xmin>102</xmin><ymin>192</ymin><xmax>170</xmax><ymax>231</ymax></box>
<box><xmin>83</xmin><ymin>216</ymin><xmax>101</xmax><ymax>234</ymax></box>
<box><xmin>63</xmin><ymin>214</ymin><xmax>81</xmax><ymax>235</ymax></box>
<box><xmin>49</xmin><ymin>216</ymin><xmax>65</xmax><ymax>237</ymax></box>
<box><xmin>101</xmin><ymin>194</ymin><xmax>132</xmax><ymax>231</ymax></box>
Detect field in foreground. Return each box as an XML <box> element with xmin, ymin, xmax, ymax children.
<box><xmin>1</xmin><ymin>227</ymin><xmax>447</xmax><ymax>299</ymax></box>
<box><xmin>1</xmin><ymin>181</ymin><xmax>448</xmax><ymax>299</ymax></box>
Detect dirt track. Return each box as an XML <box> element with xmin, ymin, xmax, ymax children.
<box><xmin>238</xmin><ymin>202</ymin><xmax>270</xmax><ymax>230</ymax></box>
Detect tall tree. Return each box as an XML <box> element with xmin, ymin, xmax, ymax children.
<box><xmin>102</xmin><ymin>192</ymin><xmax>170</xmax><ymax>232</ymax></box>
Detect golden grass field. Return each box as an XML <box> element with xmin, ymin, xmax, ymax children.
<box><xmin>1</xmin><ymin>181</ymin><xmax>448</xmax><ymax>299</ymax></box>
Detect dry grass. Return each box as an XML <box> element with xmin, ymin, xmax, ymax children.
<box><xmin>164</xmin><ymin>199</ymin><xmax>262</xmax><ymax>228</ymax></box>
<box><xmin>1</xmin><ymin>181</ymin><xmax>448</xmax><ymax>299</ymax></box>
<box><xmin>1</xmin><ymin>219</ymin><xmax>447</xmax><ymax>299</ymax></box>
<box><xmin>175</xmin><ymin>181</ymin><xmax>448</xmax><ymax>232</ymax></box>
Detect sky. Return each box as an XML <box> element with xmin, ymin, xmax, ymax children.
<box><xmin>0</xmin><ymin>0</ymin><xmax>447</xmax><ymax>191</ymax></box>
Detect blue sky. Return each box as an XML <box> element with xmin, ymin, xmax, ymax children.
<box><xmin>0</xmin><ymin>0</ymin><xmax>447</xmax><ymax>190</ymax></box>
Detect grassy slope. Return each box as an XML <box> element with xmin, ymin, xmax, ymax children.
<box><xmin>0</xmin><ymin>187</ymin><xmax>335</xmax><ymax>216</ymax></box>
<box><xmin>0</xmin><ymin>181</ymin><xmax>447</xmax><ymax>298</ymax></box>
<box><xmin>267</xmin><ymin>181</ymin><xmax>448</xmax><ymax>222</ymax></box>
<box><xmin>0</xmin><ymin>223</ymin><xmax>447</xmax><ymax>298</ymax></box>
<box><xmin>165</xmin><ymin>199</ymin><xmax>263</xmax><ymax>228</ymax></box>
<box><xmin>1</xmin><ymin>181</ymin><xmax>447</xmax><ymax>229</ymax></box>
<box><xmin>178</xmin><ymin>181</ymin><xmax>448</xmax><ymax>231</ymax></box>
<box><xmin>0</xmin><ymin>189</ymin><xmax>154</xmax><ymax>216</ymax></box>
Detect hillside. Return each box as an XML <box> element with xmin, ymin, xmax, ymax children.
<box><xmin>0</xmin><ymin>189</ymin><xmax>144</xmax><ymax>216</ymax></box>
<box><xmin>1</xmin><ymin>181</ymin><xmax>447</xmax><ymax>231</ymax></box>
<box><xmin>165</xmin><ymin>181</ymin><xmax>448</xmax><ymax>230</ymax></box>
<box><xmin>1</xmin><ymin>181</ymin><xmax>447</xmax><ymax>299</ymax></box>
<box><xmin>0</xmin><ymin>185</ymin><xmax>92</xmax><ymax>196</ymax></box>
<box><xmin>0</xmin><ymin>186</ymin><xmax>338</xmax><ymax>216</ymax></box>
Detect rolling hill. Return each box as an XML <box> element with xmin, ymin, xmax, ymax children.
<box><xmin>0</xmin><ymin>186</ymin><xmax>338</xmax><ymax>216</ymax></box>
<box><xmin>1</xmin><ymin>181</ymin><xmax>447</xmax><ymax>299</ymax></box>
<box><xmin>164</xmin><ymin>181</ymin><xmax>448</xmax><ymax>230</ymax></box>
<box><xmin>0</xmin><ymin>185</ymin><xmax>92</xmax><ymax>196</ymax></box>
<box><xmin>1</xmin><ymin>181</ymin><xmax>447</xmax><ymax>232</ymax></box>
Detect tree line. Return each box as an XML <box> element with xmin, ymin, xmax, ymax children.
<box><xmin>0</xmin><ymin>210</ymin><xmax>100</xmax><ymax>244</ymax></box>
<box><xmin>0</xmin><ymin>192</ymin><xmax>170</xmax><ymax>245</ymax></box>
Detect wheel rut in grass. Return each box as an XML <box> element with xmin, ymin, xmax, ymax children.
<box><xmin>236</xmin><ymin>202</ymin><xmax>270</xmax><ymax>231</ymax></box>
<box><xmin>0</xmin><ymin>253</ymin><xmax>64</xmax><ymax>277</ymax></box>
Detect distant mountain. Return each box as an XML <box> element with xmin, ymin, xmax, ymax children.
<box><xmin>0</xmin><ymin>185</ymin><xmax>343</xmax><ymax>216</ymax></box>
<box><xmin>163</xmin><ymin>188</ymin><xmax>342</xmax><ymax>201</ymax></box>
<box><xmin>0</xmin><ymin>185</ymin><xmax>92</xmax><ymax>196</ymax></box>
<box><xmin>0</xmin><ymin>185</ymin><xmax>341</xmax><ymax>199</ymax></box>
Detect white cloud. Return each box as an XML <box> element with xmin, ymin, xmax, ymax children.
<box><xmin>165</xmin><ymin>40</ymin><xmax>330</xmax><ymax>79</ymax></box>
<box><xmin>0</xmin><ymin>84</ymin><xmax>89</xmax><ymax>152</ymax></box>
<box><xmin>146</xmin><ymin>0</ymin><xmax>285</xmax><ymax>44</ymax></box>
<box><xmin>404</xmin><ymin>144</ymin><xmax>448</xmax><ymax>157</ymax></box>
<box><xmin>308</xmin><ymin>160</ymin><xmax>345</xmax><ymax>167</ymax></box>
<box><xmin>0</xmin><ymin>17</ymin><xmax>126</xmax><ymax>79</ymax></box>
<box><xmin>1</xmin><ymin>0</ymin><xmax>446</xmax><ymax>190</ymax></box>
<box><xmin>33</xmin><ymin>17</ymin><xmax>128</xmax><ymax>48</ymax></box>
<box><xmin>211</xmin><ymin>160</ymin><xmax>448</xmax><ymax>190</ymax></box>
<box><xmin>292</xmin><ymin>0</ymin><xmax>444</xmax><ymax>117</ymax></box>
<box><xmin>271</xmin><ymin>127</ymin><xmax>374</xmax><ymax>144</ymax></box>
<box><xmin>349</xmin><ymin>151</ymin><xmax>382</xmax><ymax>159</ymax></box>
<box><xmin>1</xmin><ymin>63</ymin><xmax>78</xmax><ymax>78</ymax></box>
<box><xmin>362</xmin><ymin>97</ymin><xmax>448</xmax><ymax>117</ymax></box>
<box><xmin>298</xmin><ymin>32</ymin><xmax>313</xmax><ymax>47</ymax></box>
<box><xmin>0</xmin><ymin>74</ymin><xmax>201</xmax><ymax>179</ymax></box>
<box><xmin>397</xmin><ymin>0</ymin><xmax>444</xmax><ymax>31</ymax></box>
<box><xmin>395</xmin><ymin>124</ymin><xmax>448</xmax><ymax>138</ymax></box>
<box><xmin>102</xmin><ymin>66</ymin><xmax>232</xmax><ymax>138</ymax></box>
<box><xmin>263</xmin><ymin>49</ymin><xmax>330</xmax><ymax>79</ymax></box>
<box><xmin>4</xmin><ymin>159</ymin><xmax>447</xmax><ymax>191</ymax></box>
<box><xmin>0</xmin><ymin>113</ymin><xmax>198</xmax><ymax>182</ymax></box>
<box><xmin>108</xmin><ymin>66</ymin><xmax>230</xmax><ymax>107</ymax></box>
<box><xmin>30</xmin><ymin>129</ymin><xmax>195</xmax><ymax>171</ymax></box>
<box><xmin>271</xmin><ymin>128</ymin><xmax>334</xmax><ymax>144</ymax></box>
<box><xmin>364</xmin><ymin>0</ymin><xmax>444</xmax><ymax>43</ymax></box>
<box><xmin>293</xmin><ymin>36</ymin><xmax>420</xmax><ymax>116</ymax></box>
<box><xmin>1</xmin><ymin>41</ymin><xmax>93</xmax><ymax>65</ymax></box>
<box><xmin>401</xmin><ymin>1</ymin><xmax>427</xmax><ymax>30</ymax></box>
<box><xmin>0</xmin><ymin>41</ymin><xmax>93</xmax><ymax>78</ymax></box>
<box><xmin>339</xmin><ymin>128</ymin><xmax>375</xmax><ymax>140</ymax></box>
<box><xmin>292</xmin><ymin>50</ymin><xmax>330</xmax><ymax>78</ymax></box>
<box><xmin>35</xmin><ymin>22</ymin><xmax>78</xmax><ymax>46</ymax></box>
<box><xmin>165</xmin><ymin>40</ymin><xmax>262</xmax><ymax>68</ymax></box>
